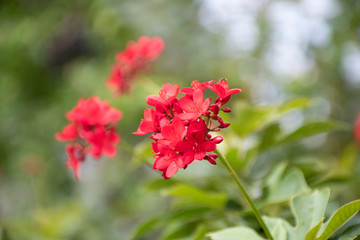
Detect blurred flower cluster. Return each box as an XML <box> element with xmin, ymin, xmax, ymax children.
<box><xmin>55</xmin><ymin>97</ymin><xmax>122</xmax><ymax>179</ymax></box>
<box><xmin>107</xmin><ymin>36</ymin><xmax>164</xmax><ymax>95</ymax></box>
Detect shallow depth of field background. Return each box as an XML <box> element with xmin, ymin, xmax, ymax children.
<box><xmin>0</xmin><ymin>0</ymin><xmax>360</xmax><ymax>239</ymax></box>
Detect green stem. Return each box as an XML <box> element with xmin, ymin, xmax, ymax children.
<box><xmin>214</xmin><ymin>149</ymin><xmax>274</xmax><ymax>240</ymax></box>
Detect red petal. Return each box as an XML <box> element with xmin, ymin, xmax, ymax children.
<box><xmin>154</xmin><ymin>156</ymin><xmax>170</xmax><ymax>170</ymax></box>
<box><xmin>193</xmin><ymin>88</ymin><xmax>204</xmax><ymax>106</ymax></box>
<box><xmin>146</xmin><ymin>95</ymin><xmax>163</xmax><ymax>106</ymax></box>
<box><xmin>200</xmin><ymin>140</ymin><xmax>217</xmax><ymax>152</ymax></box>
<box><xmin>175</xmin><ymin>141</ymin><xmax>193</xmax><ymax>152</ymax></box>
<box><xmin>194</xmin><ymin>151</ymin><xmax>206</xmax><ymax>160</ymax></box>
<box><xmin>178</xmin><ymin>112</ymin><xmax>197</xmax><ymax>120</ymax></box>
<box><xmin>165</xmin><ymin>161</ymin><xmax>178</xmax><ymax>179</ymax></box>
<box><xmin>179</xmin><ymin>97</ymin><xmax>197</xmax><ymax>112</ymax></box>
<box><xmin>182</xmin><ymin>152</ymin><xmax>195</xmax><ymax>165</ymax></box>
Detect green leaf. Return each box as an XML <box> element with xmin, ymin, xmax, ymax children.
<box><xmin>279</xmin><ymin>121</ymin><xmax>349</xmax><ymax>144</ymax></box>
<box><xmin>191</xmin><ymin>224</ymin><xmax>210</xmax><ymax>240</ymax></box>
<box><xmin>260</xmin><ymin>165</ymin><xmax>310</xmax><ymax>207</ymax></box>
<box><xmin>264</xmin><ymin>218</ymin><xmax>287</xmax><ymax>240</ymax></box>
<box><xmin>230</xmin><ymin>102</ymin><xmax>276</xmax><ymax>136</ymax></box>
<box><xmin>132</xmin><ymin>216</ymin><xmax>162</xmax><ymax>239</ymax></box>
<box><xmin>168</xmin><ymin>207</ymin><xmax>210</xmax><ymax>222</ymax></box>
<box><xmin>144</xmin><ymin>178</ymin><xmax>179</xmax><ymax>191</ymax></box>
<box><xmin>264</xmin><ymin>188</ymin><xmax>330</xmax><ymax>240</ymax></box>
<box><xmin>289</xmin><ymin>188</ymin><xmax>330</xmax><ymax>239</ymax></box>
<box><xmin>230</xmin><ymin>98</ymin><xmax>312</xmax><ymax>137</ymax></box>
<box><xmin>161</xmin><ymin>221</ymin><xmax>199</xmax><ymax>240</ymax></box>
<box><xmin>305</xmin><ymin>199</ymin><xmax>360</xmax><ymax>240</ymax></box>
<box><xmin>165</xmin><ymin>184</ymin><xmax>227</xmax><ymax>210</ymax></box>
<box><xmin>258</xmin><ymin>123</ymin><xmax>282</xmax><ymax>150</ymax></box>
<box><xmin>279</xmin><ymin>98</ymin><xmax>312</xmax><ymax>113</ymax></box>
<box><xmin>207</xmin><ymin>226</ymin><xmax>265</xmax><ymax>240</ymax></box>
<box><xmin>338</xmin><ymin>142</ymin><xmax>358</xmax><ymax>174</ymax></box>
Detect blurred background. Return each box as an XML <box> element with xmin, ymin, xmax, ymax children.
<box><xmin>0</xmin><ymin>0</ymin><xmax>360</xmax><ymax>239</ymax></box>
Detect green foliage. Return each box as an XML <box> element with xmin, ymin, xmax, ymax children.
<box><xmin>264</xmin><ymin>188</ymin><xmax>330</xmax><ymax>240</ymax></box>
<box><xmin>306</xmin><ymin>199</ymin><xmax>360</xmax><ymax>240</ymax></box>
<box><xmin>279</xmin><ymin>121</ymin><xmax>349</xmax><ymax>145</ymax></box>
<box><xmin>207</xmin><ymin>226</ymin><xmax>265</xmax><ymax>240</ymax></box>
<box><xmin>260</xmin><ymin>164</ymin><xmax>310</xmax><ymax>206</ymax></box>
<box><xmin>165</xmin><ymin>184</ymin><xmax>227</xmax><ymax>210</ymax></box>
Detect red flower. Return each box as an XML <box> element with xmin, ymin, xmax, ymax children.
<box><xmin>154</xmin><ymin>117</ymin><xmax>186</xmax><ymax>148</ymax></box>
<box><xmin>146</xmin><ymin>83</ymin><xmax>180</xmax><ymax>108</ymax></box>
<box><xmin>117</xmin><ymin>36</ymin><xmax>164</xmax><ymax>66</ymax></box>
<box><xmin>178</xmin><ymin>88</ymin><xmax>210</xmax><ymax>120</ymax></box>
<box><xmin>107</xmin><ymin>36</ymin><xmax>165</xmax><ymax>95</ymax></box>
<box><xmin>84</xmin><ymin>126</ymin><xmax>120</xmax><ymax>158</ymax></box>
<box><xmin>153</xmin><ymin>145</ymin><xmax>185</xmax><ymax>179</ymax></box>
<box><xmin>66</xmin><ymin>97</ymin><xmax>122</xmax><ymax>126</ymax></box>
<box><xmin>208</xmin><ymin>78</ymin><xmax>243</xmax><ymax>105</ymax></box>
<box><xmin>133</xmin><ymin>108</ymin><xmax>160</xmax><ymax>135</ymax></box>
<box><xmin>56</xmin><ymin>97</ymin><xmax>122</xmax><ymax>179</ymax></box>
<box><xmin>180</xmin><ymin>80</ymin><xmax>214</xmax><ymax>95</ymax></box>
<box><xmin>133</xmin><ymin>79</ymin><xmax>241</xmax><ymax>179</ymax></box>
<box><xmin>176</xmin><ymin>119</ymin><xmax>217</xmax><ymax>162</ymax></box>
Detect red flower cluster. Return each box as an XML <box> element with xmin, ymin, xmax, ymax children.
<box><xmin>107</xmin><ymin>36</ymin><xmax>164</xmax><ymax>95</ymax></box>
<box><xmin>55</xmin><ymin>97</ymin><xmax>122</xmax><ymax>179</ymax></box>
<box><xmin>134</xmin><ymin>78</ymin><xmax>242</xmax><ymax>179</ymax></box>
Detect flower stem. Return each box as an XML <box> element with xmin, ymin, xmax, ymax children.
<box><xmin>214</xmin><ymin>149</ymin><xmax>274</xmax><ymax>240</ymax></box>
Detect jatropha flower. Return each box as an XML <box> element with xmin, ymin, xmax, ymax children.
<box><xmin>55</xmin><ymin>97</ymin><xmax>122</xmax><ymax>179</ymax></box>
<box><xmin>134</xmin><ymin>78</ymin><xmax>242</xmax><ymax>179</ymax></box>
<box><xmin>107</xmin><ymin>36</ymin><xmax>164</xmax><ymax>95</ymax></box>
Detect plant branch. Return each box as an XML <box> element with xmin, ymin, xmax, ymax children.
<box><xmin>214</xmin><ymin>149</ymin><xmax>274</xmax><ymax>240</ymax></box>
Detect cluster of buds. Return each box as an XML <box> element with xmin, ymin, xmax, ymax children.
<box><xmin>55</xmin><ymin>97</ymin><xmax>122</xmax><ymax>179</ymax></box>
<box><xmin>107</xmin><ymin>36</ymin><xmax>164</xmax><ymax>95</ymax></box>
<box><xmin>134</xmin><ymin>78</ymin><xmax>242</xmax><ymax>179</ymax></box>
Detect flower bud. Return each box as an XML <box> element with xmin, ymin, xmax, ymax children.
<box><xmin>207</xmin><ymin>153</ymin><xmax>218</xmax><ymax>160</ymax></box>
<box><xmin>212</xmin><ymin>136</ymin><xmax>223</xmax><ymax>144</ymax></box>
<box><xmin>222</xmin><ymin>107</ymin><xmax>231</xmax><ymax>113</ymax></box>
<box><xmin>218</xmin><ymin>117</ymin><xmax>224</xmax><ymax>124</ymax></box>
<box><xmin>210</xmin><ymin>104</ymin><xmax>220</xmax><ymax>115</ymax></box>
<box><xmin>219</xmin><ymin>122</ymin><xmax>230</xmax><ymax>128</ymax></box>
<box><xmin>211</xmin><ymin>115</ymin><xmax>219</xmax><ymax>120</ymax></box>
<box><xmin>204</xmin><ymin>153</ymin><xmax>217</xmax><ymax>165</ymax></box>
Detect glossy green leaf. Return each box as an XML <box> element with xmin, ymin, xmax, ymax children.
<box><xmin>207</xmin><ymin>226</ymin><xmax>265</xmax><ymax>240</ymax></box>
<box><xmin>305</xmin><ymin>199</ymin><xmax>360</xmax><ymax>240</ymax></box>
<box><xmin>165</xmin><ymin>184</ymin><xmax>227</xmax><ymax>210</ymax></box>
<box><xmin>132</xmin><ymin>216</ymin><xmax>162</xmax><ymax>239</ymax></box>
<box><xmin>230</xmin><ymin>98</ymin><xmax>313</xmax><ymax>137</ymax></box>
<box><xmin>279</xmin><ymin>121</ymin><xmax>349</xmax><ymax>144</ymax></box>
